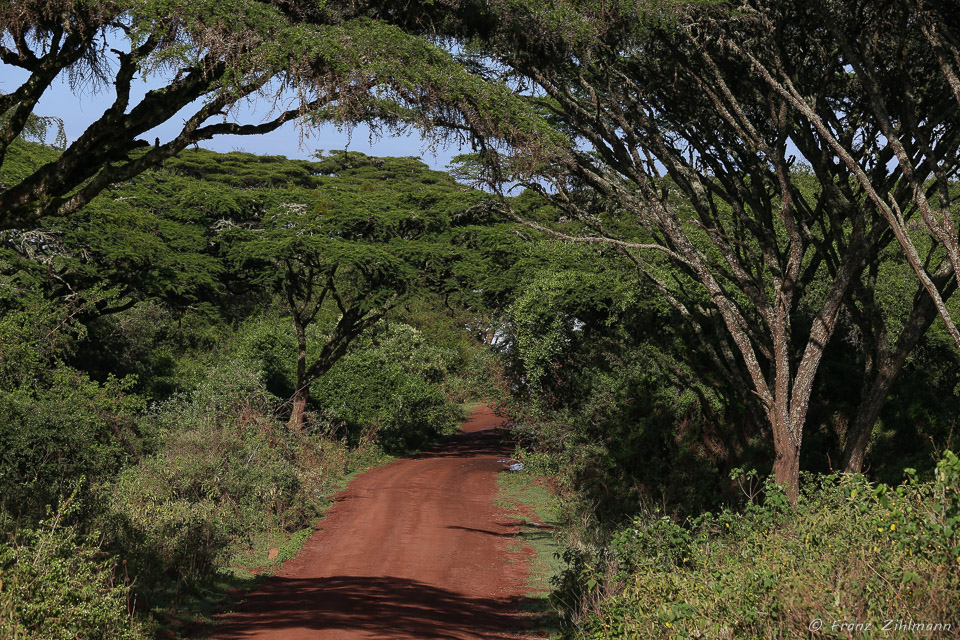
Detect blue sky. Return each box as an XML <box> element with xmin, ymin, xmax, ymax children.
<box><xmin>1</xmin><ymin>61</ymin><xmax>467</xmax><ymax>170</ymax></box>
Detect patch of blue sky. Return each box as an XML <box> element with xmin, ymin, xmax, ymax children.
<box><xmin>1</xmin><ymin>41</ymin><xmax>468</xmax><ymax>170</ymax></box>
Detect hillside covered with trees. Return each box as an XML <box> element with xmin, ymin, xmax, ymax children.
<box><xmin>3</xmin><ymin>0</ymin><xmax>960</xmax><ymax>638</ymax></box>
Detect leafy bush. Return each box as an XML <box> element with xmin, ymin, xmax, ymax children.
<box><xmin>312</xmin><ymin>322</ymin><xmax>463</xmax><ymax>453</ymax></box>
<box><xmin>0</xmin><ymin>281</ymin><xmax>147</xmax><ymax>526</ymax></box>
<box><xmin>233</xmin><ymin>314</ymin><xmax>298</xmax><ymax>400</ymax></box>
<box><xmin>103</xmin><ymin>362</ymin><xmax>360</xmax><ymax>601</ymax></box>
<box><xmin>561</xmin><ymin>454</ymin><xmax>960</xmax><ymax>639</ymax></box>
<box><xmin>0</xmin><ymin>292</ymin><xmax>79</xmax><ymax>389</ymax></box>
<box><xmin>0</xmin><ymin>366</ymin><xmax>143</xmax><ymax>526</ymax></box>
<box><xmin>74</xmin><ymin>302</ymin><xmax>224</xmax><ymax>401</ymax></box>
<box><xmin>0</xmin><ymin>507</ymin><xmax>150</xmax><ymax>640</ymax></box>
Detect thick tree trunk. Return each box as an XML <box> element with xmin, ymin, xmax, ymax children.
<box><xmin>771</xmin><ymin>413</ymin><xmax>801</xmax><ymax>503</ymax></box>
<box><xmin>770</xmin><ymin>312</ymin><xmax>798</xmax><ymax>500</ymax></box>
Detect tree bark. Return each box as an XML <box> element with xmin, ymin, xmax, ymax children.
<box><xmin>288</xmin><ymin>385</ymin><xmax>309</xmax><ymax>432</ymax></box>
<box><xmin>771</xmin><ymin>415</ymin><xmax>801</xmax><ymax>503</ymax></box>
<box><xmin>288</xmin><ymin>319</ymin><xmax>310</xmax><ymax>431</ymax></box>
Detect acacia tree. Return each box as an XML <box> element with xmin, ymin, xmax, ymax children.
<box><xmin>447</xmin><ymin>0</ymin><xmax>960</xmax><ymax>498</ymax></box>
<box><xmin>0</xmin><ymin>141</ymin><xmax>229</xmax><ymax>325</ymax></box>
<box><xmin>720</xmin><ymin>0</ymin><xmax>960</xmax><ymax>473</ymax></box>
<box><xmin>0</xmin><ymin>0</ymin><xmax>553</xmax><ymax>231</ymax></box>
<box><xmin>223</xmin><ymin>152</ymin><xmax>478</xmax><ymax>430</ymax></box>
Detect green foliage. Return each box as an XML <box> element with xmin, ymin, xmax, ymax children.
<box><xmin>0</xmin><ymin>282</ymin><xmax>145</xmax><ymax>525</ymax></box>
<box><xmin>231</xmin><ymin>313</ymin><xmax>299</xmax><ymax>399</ymax></box>
<box><xmin>562</xmin><ymin>455</ymin><xmax>960</xmax><ymax>639</ymax></box>
<box><xmin>0</xmin><ymin>286</ymin><xmax>80</xmax><ymax>388</ymax></box>
<box><xmin>71</xmin><ymin>302</ymin><xmax>224</xmax><ymax>401</ymax></box>
<box><xmin>0</xmin><ymin>507</ymin><xmax>150</xmax><ymax>640</ymax></box>
<box><xmin>219</xmin><ymin>150</ymin><xmax>480</xmax><ymax>303</ymax></box>
<box><xmin>500</xmin><ymin>242</ymin><xmax>754</xmax><ymax>520</ymax></box>
<box><xmin>206</xmin><ymin>150</ymin><xmax>490</xmax><ymax>429</ymax></box>
<box><xmin>0</xmin><ymin>141</ymin><xmax>59</xmax><ymax>189</ymax></box>
<box><xmin>1</xmin><ymin>0</ymin><xmax>560</xmax><ymax>229</ymax></box>
<box><xmin>0</xmin><ymin>368</ymin><xmax>143</xmax><ymax>525</ymax></box>
<box><xmin>103</xmin><ymin>363</ymin><xmax>338</xmax><ymax>592</ymax></box>
<box><xmin>312</xmin><ymin>322</ymin><xmax>464</xmax><ymax>453</ymax></box>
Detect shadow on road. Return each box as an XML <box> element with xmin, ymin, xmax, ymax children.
<box><xmin>213</xmin><ymin>575</ymin><xmax>530</xmax><ymax>640</ymax></box>
<box><xmin>413</xmin><ymin>429</ymin><xmax>514</xmax><ymax>461</ymax></box>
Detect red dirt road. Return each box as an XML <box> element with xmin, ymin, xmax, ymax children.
<box><xmin>210</xmin><ymin>406</ymin><xmax>534</xmax><ymax>640</ymax></box>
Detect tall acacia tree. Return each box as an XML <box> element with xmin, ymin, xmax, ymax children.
<box><xmin>444</xmin><ymin>0</ymin><xmax>960</xmax><ymax>498</ymax></box>
<box><xmin>0</xmin><ymin>0</ymin><xmax>555</xmax><ymax>231</ymax></box>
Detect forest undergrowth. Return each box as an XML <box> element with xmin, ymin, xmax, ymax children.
<box><xmin>498</xmin><ymin>390</ymin><xmax>960</xmax><ymax>639</ymax></box>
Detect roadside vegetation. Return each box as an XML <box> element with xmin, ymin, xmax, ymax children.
<box><xmin>495</xmin><ymin>460</ymin><xmax>564</xmax><ymax>637</ymax></box>
<box><xmin>490</xmin><ymin>239</ymin><xmax>960</xmax><ymax>638</ymax></box>
<box><xmin>0</xmin><ymin>143</ymin><xmax>498</xmax><ymax>637</ymax></box>
<box><xmin>5</xmin><ymin>0</ymin><xmax>960</xmax><ymax>637</ymax></box>
<box><xmin>557</xmin><ymin>461</ymin><xmax>960</xmax><ymax>639</ymax></box>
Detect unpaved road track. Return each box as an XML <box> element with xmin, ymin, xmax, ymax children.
<box><xmin>210</xmin><ymin>406</ymin><xmax>534</xmax><ymax>640</ymax></box>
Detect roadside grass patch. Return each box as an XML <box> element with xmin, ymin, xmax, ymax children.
<box><xmin>497</xmin><ymin>468</ymin><xmax>564</xmax><ymax>638</ymax></box>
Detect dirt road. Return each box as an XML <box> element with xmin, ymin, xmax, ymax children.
<box><xmin>210</xmin><ymin>406</ymin><xmax>534</xmax><ymax>640</ymax></box>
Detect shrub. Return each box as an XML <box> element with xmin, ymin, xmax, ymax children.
<box><xmin>233</xmin><ymin>314</ymin><xmax>297</xmax><ymax>400</ymax></box>
<box><xmin>0</xmin><ymin>282</ymin><xmax>146</xmax><ymax>526</ymax></box>
<box><xmin>563</xmin><ymin>453</ymin><xmax>960</xmax><ymax>639</ymax></box>
<box><xmin>312</xmin><ymin>322</ymin><xmax>463</xmax><ymax>453</ymax></box>
<box><xmin>0</xmin><ymin>367</ymin><xmax>143</xmax><ymax>526</ymax></box>
<box><xmin>0</xmin><ymin>508</ymin><xmax>150</xmax><ymax>640</ymax></box>
<box><xmin>73</xmin><ymin>302</ymin><xmax>225</xmax><ymax>401</ymax></box>
<box><xmin>102</xmin><ymin>362</ymin><xmax>340</xmax><ymax>600</ymax></box>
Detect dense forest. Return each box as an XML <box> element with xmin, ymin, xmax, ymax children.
<box><xmin>3</xmin><ymin>0</ymin><xmax>960</xmax><ymax>638</ymax></box>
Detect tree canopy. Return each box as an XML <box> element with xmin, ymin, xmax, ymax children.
<box><xmin>0</xmin><ymin>0</ymin><xmax>559</xmax><ymax>230</ymax></box>
<box><xmin>219</xmin><ymin>151</ymin><xmax>484</xmax><ymax>428</ymax></box>
<box><xmin>447</xmin><ymin>0</ymin><xmax>960</xmax><ymax>498</ymax></box>
<box><xmin>9</xmin><ymin>0</ymin><xmax>956</xmax><ymax>498</ymax></box>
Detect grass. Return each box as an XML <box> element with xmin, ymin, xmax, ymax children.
<box><xmin>460</xmin><ymin>401</ymin><xmax>484</xmax><ymax>415</ymax></box>
<box><xmin>496</xmin><ymin>468</ymin><xmax>565</xmax><ymax>638</ymax></box>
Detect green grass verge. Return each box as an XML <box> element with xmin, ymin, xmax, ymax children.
<box><xmin>496</xmin><ymin>469</ymin><xmax>565</xmax><ymax>638</ymax></box>
<box><xmin>460</xmin><ymin>401</ymin><xmax>483</xmax><ymax>415</ymax></box>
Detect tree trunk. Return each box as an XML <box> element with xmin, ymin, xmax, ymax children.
<box><xmin>770</xmin><ymin>312</ymin><xmax>798</xmax><ymax>500</ymax></box>
<box><xmin>842</xmin><ymin>362</ymin><xmax>894</xmax><ymax>473</ymax></box>
<box><xmin>771</xmin><ymin>416</ymin><xmax>801</xmax><ymax>503</ymax></box>
<box><xmin>843</xmin><ymin>275</ymin><xmax>950</xmax><ymax>472</ymax></box>
<box><xmin>288</xmin><ymin>385</ymin><xmax>309</xmax><ymax>432</ymax></box>
<box><xmin>288</xmin><ymin>320</ymin><xmax>309</xmax><ymax>431</ymax></box>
